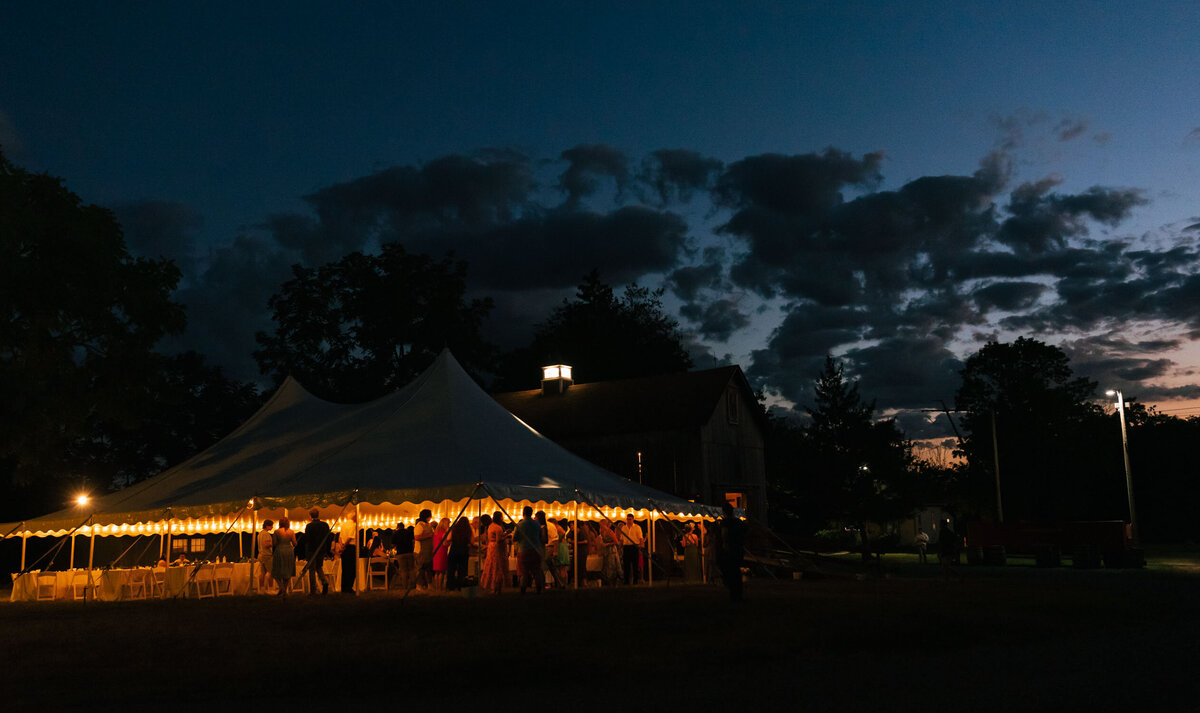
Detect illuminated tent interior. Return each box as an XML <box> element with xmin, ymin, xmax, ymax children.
<box><xmin>2</xmin><ymin>350</ymin><xmax>717</xmax><ymax>567</ymax></box>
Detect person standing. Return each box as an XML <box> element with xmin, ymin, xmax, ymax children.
<box><xmin>413</xmin><ymin>509</ymin><xmax>434</xmax><ymax>590</ymax></box>
<box><xmin>336</xmin><ymin>531</ymin><xmax>357</xmax><ymax>594</ymax></box>
<box><xmin>271</xmin><ymin>517</ymin><xmax>297</xmax><ymax>598</ymax></box>
<box><xmin>516</xmin><ymin>506</ymin><xmax>545</xmax><ymax>594</ymax></box>
<box><xmin>620</xmin><ymin>514</ymin><xmax>645</xmax><ymax>585</ymax></box>
<box><xmin>303</xmin><ymin>508</ymin><xmax>332</xmax><ymax>595</ymax></box>
<box><xmin>432</xmin><ymin>518</ymin><xmax>451</xmax><ymax>590</ymax></box>
<box><xmin>938</xmin><ymin>520</ymin><xmax>962</xmax><ymax>580</ymax></box>
<box><xmin>598</xmin><ymin>520</ymin><xmax>622</xmax><ymax>586</ymax></box>
<box><xmin>718</xmin><ymin>502</ymin><xmax>745</xmax><ymax>602</ymax></box>
<box><xmin>393</xmin><ymin>522</ymin><xmax>415</xmax><ymax>590</ymax></box>
<box><xmin>256</xmin><ymin>520</ymin><xmax>275</xmax><ymax>594</ymax></box>
<box><xmin>447</xmin><ymin>516</ymin><xmax>473</xmax><ymax>591</ymax></box>
<box><xmin>681</xmin><ymin>522</ymin><xmax>701</xmax><ymax>583</ymax></box>
<box><xmin>915</xmin><ymin>529</ymin><xmax>930</xmax><ymax>564</ymax></box>
<box><xmin>480</xmin><ymin>513</ymin><xmax>508</xmax><ymax>595</ymax></box>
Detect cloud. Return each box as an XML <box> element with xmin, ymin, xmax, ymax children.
<box><xmin>112</xmin><ymin>200</ymin><xmax>204</xmax><ymax>279</ymax></box>
<box><xmin>680</xmin><ymin>298</ymin><xmax>750</xmax><ymax>342</ymax></box>
<box><xmin>842</xmin><ymin>335</ymin><xmax>965</xmax><ymax>411</ymax></box>
<box><xmin>638</xmin><ymin>149</ymin><xmax>723</xmax><ymax>206</ymax></box>
<box><xmin>1056</xmin><ymin>118</ymin><xmax>1089</xmax><ymax>142</ymax></box>
<box><xmin>559</xmin><ymin>144</ymin><xmax>629</xmax><ymax>207</ymax></box>
<box><xmin>424</xmin><ymin>206</ymin><xmax>689</xmax><ymax>291</ymax></box>
<box><xmin>667</xmin><ymin>250</ymin><xmax>724</xmax><ymax>302</ymax></box>
<box><xmin>169</xmin><ymin>234</ymin><xmax>294</xmax><ymax>381</ymax></box>
<box><xmin>112</xmin><ymin>141</ymin><xmax>1194</xmax><ymax>423</ymax></box>
<box><xmin>998</xmin><ymin>178</ymin><xmax>1146</xmax><ymax>253</ymax></box>
<box><xmin>971</xmin><ymin>281</ymin><xmax>1047</xmax><ymax>311</ymax></box>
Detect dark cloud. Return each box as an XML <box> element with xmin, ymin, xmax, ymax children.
<box><xmin>843</xmin><ymin>336</ymin><xmax>964</xmax><ymax>412</ymax></box>
<box><xmin>667</xmin><ymin>248</ymin><xmax>724</xmax><ymax>302</ymax></box>
<box><xmin>285</xmin><ymin>149</ymin><xmax>536</xmax><ymax>265</ymax></box>
<box><xmin>110</xmin><ymin>142</ymin><xmax>1195</xmax><ymax>419</ymax></box>
<box><xmin>1130</xmin><ymin>383</ymin><xmax>1200</xmax><ymax>401</ymax></box>
<box><xmin>998</xmin><ymin>178</ymin><xmax>1146</xmax><ymax>253</ymax></box>
<box><xmin>639</xmin><ymin>149</ymin><xmax>723</xmax><ymax>206</ymax></box>
<box><xmin>424</xmin><ymin>206</ymin><xmax>688</xmax><ymax>291</ymax></box>
<box><xmin>1184</xmin><ymin>127</ymin><xmax>1200</xmax><ymax>146</ymax></box>
<box><xmin>170</xmin><ymin>234</ymin><xmax>293</xmax><ymax>381</ymax></box>
<box><xmin>990</xmin><ymin>109</ymin><xmax>1049</xmax><ymax>150</ymax></box>
<box><xmin>746</xmin><ymin>305</ymin><xmax>873</xmax><ymax>400</ymax></box>
<box><xmin>971</xmin><ymin>281</ymin><xmax>1046</xmax><ymax>311</ymax></box>
<box><xmin>680</xmin><ymin>298</ymin><xmax>750</xmax><ymax>342</ymax></box>
<box><xmin>1056</xmin><ymin>118</ymin><xmax>1088</xmax><ymax>142</ymax></box>
<box><xmin>559</xmin><ymin>144</ymin><xmax>629</xmax><ymax>207</ymax></box>
<box><xmin>112</xmin><ymin>200</ymin><xmax>204</xmax><ymax>278</ymax></box>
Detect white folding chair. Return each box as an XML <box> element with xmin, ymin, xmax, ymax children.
<box><xmin>189</xmin><ymin>564</ymin><xmax>215</xmax><ymax>599</ymax></box>
<box><xmin>71</xmin><ymin>570</ymin><xmax>92</xmax><ymax>601</ymax></box>
<box><xmin>213</xmin><ymin>562</ymin><xmax>235</xmax><ymax>597</ymax></box>
<box><xmin>151</xmin><ymin>567</ymin><xmax>169</xmax><ymax>598</ymax></box>
<box><xmin>288</xmin><ymin>570</ymin><xmax>307</xmax><ymax>594</ymax></box>
<box><xmin>368</xmin><ymin>557</ymin><xmax>389</xmax><ymax>590</ymax></box>
<box><xmin>36</xmin><ymin>572</ymin><xmax>57</xmax><ymax>601</ymax></box>
<box><xmin>120</xmin><ymin>570</ymin><xmax>149</xmax><ymax>601</ymax></box>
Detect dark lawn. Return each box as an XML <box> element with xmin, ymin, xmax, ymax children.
<box><xmin>3</xmin><ymin>559</ymin><xmax>1199</xmax><ymax>712</ymax></box>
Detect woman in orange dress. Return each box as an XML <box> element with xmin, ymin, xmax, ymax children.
<box><xmin>480</xmin><ymin>512</ymin><xmax>508</xmax><ymax>594</ymax></box>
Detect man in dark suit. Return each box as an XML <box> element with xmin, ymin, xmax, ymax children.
<box><xmin>304</xmin><ymin>508</ymin><xmax>332</xmax><ymax>595</ymax></box>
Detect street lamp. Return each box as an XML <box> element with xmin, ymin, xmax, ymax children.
<box><xmin>1105</xmin><ymin>389</ymin><xmax>1138</xmax><ymax>544</ymax></box>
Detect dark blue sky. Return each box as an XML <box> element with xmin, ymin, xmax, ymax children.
<box><xmin>5</xmin><ymin>2</ymin><xmax>1200</xmax><ymax>443</ymax></box>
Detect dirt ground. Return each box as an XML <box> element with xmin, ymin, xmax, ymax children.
<box><xmin>3</xmin><ymin>556</ymin><xmax>1199</xmax><ymax>712</ymax></box>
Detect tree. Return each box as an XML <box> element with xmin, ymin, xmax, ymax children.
<box><xmin>89</xmin><ymin>352</ymin><xmax>263</xmax><ymax>489</ymax></box>
<box><xmin>496</xmin><ymin>271</ymin><xmax>692</xmax><ymax>388</ymax></box>
<box><xmin>254</xmin><ymin>243</ymin><xmax>495</xmax><ymax>402</ymax></box>
<box><xmin>0</xmin><ymin>151</ymin><xmax>186</xmax><ymax>519</ymax></box>
<box><xmin>954</xmin><ymin>337</ymin><xmax>1106</xmax><ymax>522</ymax></box>
<box><xmin>801</xmin><ymin>356</ymin><xmax>917</xmax><ymax>556</ymax></box>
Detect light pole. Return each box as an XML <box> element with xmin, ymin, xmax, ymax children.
<box><xmin>1105</xmin><ymin>389</ymin><xmax>1138</xmax><ymax>544</ymax></box>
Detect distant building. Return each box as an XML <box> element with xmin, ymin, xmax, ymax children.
<box><xmin>493</xmin><ymin>364</ymin><xmax>769</xmax><ymax>521</ymax></box>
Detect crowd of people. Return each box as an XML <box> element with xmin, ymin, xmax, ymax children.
<box><xmin>247</xmin><ymin>503</ymin><xmax>748</xmax><ymax>599</ymax></box>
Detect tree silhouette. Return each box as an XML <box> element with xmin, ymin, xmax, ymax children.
<box><xmin>0</xmin><ymin>150</ymin><xmax>186</xmax><ymax>518</ymax></box>
<box><xmin>955</xmin><ymin>337</ymin><xmax>1103</xmax><ymax>522</ymax></box>
<box><xmin>496</xmin><ymin>270</ymin><xmax>692</xmax><ymax>388</ymax></box>
<box><xmin>254</xmin><ymin>244</ymin><xmax>495</xmax><ymax>402</ymax></box>
<box><xmin>803</xmin><ymin>356</ymin><xmax>916</xmax><ymax>556</ymax></box>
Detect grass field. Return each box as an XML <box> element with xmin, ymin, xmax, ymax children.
<box><xmin>4</xmin><ymin>554</ymin><xmax>1199</xmax><ymax>712</ymax></box>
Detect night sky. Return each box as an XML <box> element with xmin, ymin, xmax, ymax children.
<box><xmin>5</xmin><ymin>2</ymin><xmax>1200</xmax><ymax>444</ymax></box>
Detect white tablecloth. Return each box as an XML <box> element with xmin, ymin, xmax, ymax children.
<box><xmin>10</xmin><ymin>563</ymin><xmax>254</xmax><ymax>602</ymax></box>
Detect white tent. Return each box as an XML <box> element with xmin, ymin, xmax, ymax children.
<box><xmin>3</xmin><ymin>350</ymin><xmax>715</xmax><ymax>549</ymax></box>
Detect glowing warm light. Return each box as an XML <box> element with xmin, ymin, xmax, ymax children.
<box><xmin>541</xmin><ymin>364</ymin><xmax>573</xmax><ymax>381</ymax></box>
<box><xmin>75</xmin><ymin>494</ymin><xmax>90</xmax><ymax>507</ymax></box>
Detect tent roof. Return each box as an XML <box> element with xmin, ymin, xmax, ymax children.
<box><xmin>4</xmin><ymin>350</ymin><xmax>714</xmax><ymax>536</ymax></box>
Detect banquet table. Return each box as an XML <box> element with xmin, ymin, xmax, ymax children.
<box><xmin>10</xmin><ymin>563</ymin><xmax>255</xmax><ymax>602</ymax></box>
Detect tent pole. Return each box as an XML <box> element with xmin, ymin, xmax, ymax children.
<box><xmin>88</xmin><ymin>527</ymin><xmax>96</xmax><ymax>570</ymax></box>
<box><xmin>354</xmin><ymin>501</ymin><xmax>362</xmax><ymax>593</ymax></box>
<box><xmin>572</xmin><ymin>498</ymin><xmax>579</xmax><ymax>591</ymax></box>
<box><xmin>700</xmin><ymin>518</ymin><xmax>706</xmax><ymax>584</ymax></box>
<box><xmin>648</xmin><ymin>512</ymin><xmax>653</xmax><ymax>588</ymax></box>
<box><xmin>20</xmin><ymin>530</ymin><xmax>27</xmax><ymax>571</ymax></box>
<box><xmin>70</xmin><ymin>533</ymin><xmax>76</xmax><ymax>569</ymax></box>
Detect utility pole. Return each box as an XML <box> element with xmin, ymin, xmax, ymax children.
<box><xmin>991</xmin><ymin>410</ymin><xmax>1003</xmax><ymax>523</ymax></box>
